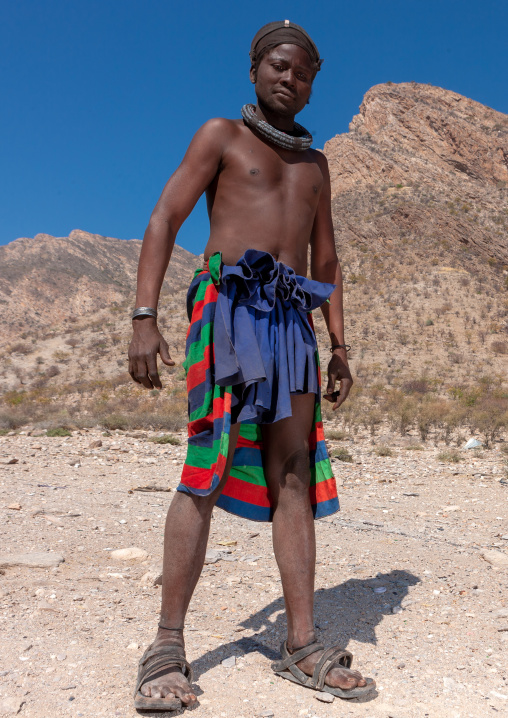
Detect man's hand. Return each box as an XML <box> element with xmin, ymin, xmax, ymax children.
<box><xmin>128</xmin><ymin>318</ymin><xmax>175</xmax><ymax>389</ymax></box>
<box><xmin>323</xmin><ymin>348</ymin><xmax>353</xmax><ymax>411</ymax></box>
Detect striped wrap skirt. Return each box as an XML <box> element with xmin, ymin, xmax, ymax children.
<box><xmin>176</xmin><ymin>249</ymin><xmax>340</xmax><ymax>522</ymax></box>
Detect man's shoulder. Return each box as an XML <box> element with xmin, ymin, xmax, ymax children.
<box><xmin>198</xmin><ymin>117</ymin><xmax>242</xmax><ymax>138</ymax></box>
<box><xmin>308</xmin><ymin>147</ymin><xmax>329</xmax><ymax>167</ymax></box>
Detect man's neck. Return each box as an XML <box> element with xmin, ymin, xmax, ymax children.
<box><xmin>254</xmin><ymin>102</ymin><xmax>296</xmax><ymax>133</ymax></box>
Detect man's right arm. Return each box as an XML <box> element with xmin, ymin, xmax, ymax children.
<box><xmin>128</xmin><ymin>118</ymin><xmax>229</xmax><ymax>389</ymax></box>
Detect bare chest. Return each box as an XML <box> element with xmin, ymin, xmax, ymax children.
<box><xmin>218</xmin><ymin>133</ymin><xmax>324</xmax><ymax>202</ymax></box>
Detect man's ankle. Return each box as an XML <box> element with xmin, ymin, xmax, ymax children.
<box><xmin>287</xmin><ymin>630</ymin><xmax>316</xmax><ymax>653</ymax></box>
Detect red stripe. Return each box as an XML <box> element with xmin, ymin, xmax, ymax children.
<box><xmin>309</xmin><ymin>477</ymin><xmax>338</xmax><ymax>504</ymax></box>
<box><xmin>180</xmin><ymin>464</ymin><xmax>214</xmax><ymax>490</ymax></box>
<box><xmin>186</xmin><ymin>344</ymin><xmax>213</xmax><ymax>392</ymax></box>
<box><xmin>236</xmin><ymin>435</ymin><xmax>264</xmax><ymax>450</ymax></box>
<box><xmin>221</xmin><ymin>473</ymin><xmax>272</xmax><ymax>507</ymax></box>
<box><xmin>188</xmin><ymin>413</ymin><xmax>213</xmax><ymax>437</ymax></box>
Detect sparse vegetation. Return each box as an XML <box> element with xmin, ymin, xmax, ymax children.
<box><xmin>437</xmin><ymin>450</ymin><xmax>462</xmax><ymax>463</ymax></box>
<box><xmin>375</xmin><ymin>445</ymin><xmax>393</xmax><ymax>457</ymax></box>
<box><xmin>332</xmin><ymin>447</ymin><xmax>353</xmax><ymax>462</ymax></box>
<box><xmin>149</xmin><ymin>434</ymin><xmax>181</xmax><ymax>445</ymax></box>
<box><xmin>46</xmin><ymin>427</ymin><xmax>72</xmax><ymax>437</ymax></box>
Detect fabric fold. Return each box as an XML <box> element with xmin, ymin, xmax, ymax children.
<box><xmin>212</xmin><ymin>249</ymin><xmax>335</xmax><ymax>424</ymax></box>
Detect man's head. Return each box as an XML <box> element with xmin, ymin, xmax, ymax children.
<box><xmin>249</xmin><ymin>21</ymin><xmax>322</xmax><ymax>119</ymax></box>
<box><xmin>249</xmin><ymin>20</ymin><xmax>322</xmax><ymax>80</ymax></box>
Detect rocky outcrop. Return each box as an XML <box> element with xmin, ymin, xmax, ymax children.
<box><xmin>0</xmin><ymin>230</ymin><xmax>197</xmax><ymax>344</ymax></box>
<box><xmin>324</xmin><ymin>82</ymin><xmax>508</xmax><ymax>263</ymax></box>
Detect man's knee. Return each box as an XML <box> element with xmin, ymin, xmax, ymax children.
<box><xmin>278</xmin><ymin>445</ymin><xmax>311</xmax><ymax>493</ymax></box>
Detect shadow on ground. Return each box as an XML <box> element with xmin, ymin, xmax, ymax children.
<box><xmin>191</xmin><ymin>568</ymin><xmax>420</xmax><ymax>683</ymax></box>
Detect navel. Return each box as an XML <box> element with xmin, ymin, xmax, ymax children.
<box><xmin>250</xmin><ymin>168</ymin><xmax>260</xmax><ymax>175</ymax></box>
<box><xmin>312</xmin><ymin>185</ymin><xmax>319</xmax><ymax>194</ymax></box>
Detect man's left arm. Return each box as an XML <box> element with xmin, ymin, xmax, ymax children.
<box><xmin>310</xmin><ymin>152</ymin><xmax>353</xmax><ymax>410</ymax></box>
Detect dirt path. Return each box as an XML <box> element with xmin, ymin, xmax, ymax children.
<box><xmin>1</xmin><ymin>428</ymin><xmax>507</xmax><ymax>717</ymax></box>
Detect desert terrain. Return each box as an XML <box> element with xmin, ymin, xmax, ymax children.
<box><xmin>1</xmin><ymin>80</ymin><xmax>507</xmax><ymax>716</ymax></box>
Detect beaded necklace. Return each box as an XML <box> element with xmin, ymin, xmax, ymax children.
<box><xmin>241</xmin><ymin>104</ymin><xmax>313</xmax><ymax>151</ymax></box>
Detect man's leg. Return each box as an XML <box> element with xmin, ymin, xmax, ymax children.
<box><xmin>262</xmin><ymin>393</ymin><xmax>367</xmax><ymax>691</ymax></box>
<box><xmin>138</xmin><ymin>422</ymin><xmax>241</xmax><ymax>706</ymax></box>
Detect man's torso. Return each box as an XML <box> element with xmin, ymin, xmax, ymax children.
<box><xmin>203</xmin><ymin>119</ymin><xmax>325</xmax><ymax>275</ymax></box>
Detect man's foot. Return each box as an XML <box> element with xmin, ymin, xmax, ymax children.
<box><xmin>289</xmin><ymin>642</ymin><xmax>367</xmax><ymax>691</ymax></box>
<box><xmin>137</xmin><ymin>628</ymin><xmax>197</xmax><ymax>708</ymax></box>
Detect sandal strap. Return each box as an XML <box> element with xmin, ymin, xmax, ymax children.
<box><xmin>141</xmin><ymin>645</ymin><xmax>186</xmax><ymax>666</ymax></box>
<box><xmin>272</xmin><ymin>641</ymin><xmax>325</xmax><ymax>673</ymax></box>
<box><xmin>312</xmin><ymin>647</ymin><xmax>353</xmax><ymax>690</ymax></box>
<box><xmin>134</xmin><ymin>645</ymin><xmax>194</xmax><ymax>697</ymax></box>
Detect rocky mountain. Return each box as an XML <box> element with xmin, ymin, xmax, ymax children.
<box><xmin>0</xmin><ymin>229</ymin><xmax>198</xmax><ymax>345</ymax></box>
<box><xmin>1</xmin><ymin>82</ymin><xmax>507</xmax><ymax>435</ymax></box>
<box><xmin>324</xmin><ymin>81</ymin><xmax>508</xmax><ymax>264</ymax></box>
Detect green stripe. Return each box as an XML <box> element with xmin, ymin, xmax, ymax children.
<box><xmin>229</xmin><ymin>465</ymin><xmax>266</xmax><ymax>485</ymax></box>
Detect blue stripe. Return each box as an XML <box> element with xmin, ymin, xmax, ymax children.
<box><xmin>185</xmin><ymin>300</ymin><xmax>217</xmax><ymax>351</ymax></box>
<box><xmin>216</xmin><ymin>493</ymin><xmax>273</xmax><ymax>522</ymax></box>
<box><xmin>232</xmin><ymin>446</ymin><xmax>264</xmax><ymax>468</ymax></box>
<box><xmin>312</xmin><ymin>496</ymin><xmax>340</xmax><ymax>518</ymax></box>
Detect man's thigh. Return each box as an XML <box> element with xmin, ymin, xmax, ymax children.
<box><xmin>261</xmin><ymin>393</ymin><xmax>316</xmax><ymax>500</ymax></box>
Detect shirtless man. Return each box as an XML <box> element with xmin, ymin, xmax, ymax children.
<box><xmin>129</xmin><ymin>20</ymin><xmax>374</xmax><ymax>712</ymax></box>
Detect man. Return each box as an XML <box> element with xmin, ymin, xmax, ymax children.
<box><xmin>128</xmin><ymin>20</ymin><xmax>375</xmax><ymax>712</ymax></box>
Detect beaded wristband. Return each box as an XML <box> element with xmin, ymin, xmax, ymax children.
<box><xmin>330</xmin><ymin>344</ymin><xmax>351</xmax><ymax>352</ymax></box>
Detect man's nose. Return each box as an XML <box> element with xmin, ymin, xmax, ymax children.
<box><xmin>280</xmin><ymin>69</ymin><xmax>296</xmax><ymax>87</ymax></box>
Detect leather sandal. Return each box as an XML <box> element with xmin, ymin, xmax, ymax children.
<box><xmin>271</xmin><ymin>640</ymin><xmax>376</xmax><ymax>699</ymax></box>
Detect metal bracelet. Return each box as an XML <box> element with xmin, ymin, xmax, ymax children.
<box><xmin>132</xmin><ymin>306</ymin><xmax>157</xmax><ymax>320</ymax></box>
<box><xmin>330</xmin><ymin>344</ymin><xmax>351</xmax><ymax>352</ymax></box>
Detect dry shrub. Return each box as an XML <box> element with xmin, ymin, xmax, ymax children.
<box><xmin>468</xmin><ymin>397</ymin><xmax>508</xmax><ymax>447</ymax></box>
<box><xmin>9</xmin><ymin>343</ymin><xmax>33</xmax><ymax>355</ymax></box>
<box><xmin>491</xmin><ymin>341</ymin><xmax>508</xmax><ymax>355</ymax></box>
<box><xmin>402</xmin><ymin>379</ymin><xmax>430</xmax><ymax>395</ymax></box>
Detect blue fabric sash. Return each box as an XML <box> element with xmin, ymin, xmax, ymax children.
<box><xmin>211</xmin><ymin>249</ymin><xmax>335</xmax><ymax>425</ymax></box>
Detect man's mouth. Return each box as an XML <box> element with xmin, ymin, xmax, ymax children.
<box><xmin>274</xmin><ymin>90</ymin><xmax>295</xmax><ymax>100</ymax></box>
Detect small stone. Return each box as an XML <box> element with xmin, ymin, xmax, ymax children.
<box><xmin>2</xmin><ymin>458</ymin><xmax>19</xmax><ymax>465</ymax></box>
<box><xmin>57</xmin><ymin>653</ymin><xmax>67</xmax><ymax>661</ymax></box>
<box><xmin>110</xmin><ymin>547</ymin><xmax>148</xmax><ymax>562</ymax></box>
<box><xmin>258</xmin><ymin>711</ymin><xmax>274</xmax><ymax>717</ymax></box>
<box><xmin>89</xmin><ymin>440</ymin><xmax>102</xmax><ymax>448</ymax></box>
<box><xmin>314</xmin><ymin>691</ymin><xmax>335</xmax><ymax>703</ymax></box>
<box><xmin>204</xmin><ymin>549</ymin><xmax>221</xmax><ymax>564</ymax></box>
<box><xmin>494</xmin><ymin>608</ymin><xmax>508</xmax><ymax>618</ymax></box>
<box><xmin>0</xmin><ymin>697</ymin><xmax>23</xmax><ymax>714</ymax></box>
<box><xmin>0</xmin><ymin>552</ymin><xmax>64</xmax><ymax>569</ymax></box>
<box><xmin>127</xmin><ymin>642</ymin><xmax>140</xmax><ymax>650</ymax></box>
<box><xmin>373</xmin><ymin>586</ymin><xmax>387</xmax><ymax>593</ymax></box>
<box><xmin>392</xmin><ymin>605</ymin><xmax>403</xmax><ymax>614</ymax></box>
<box><xmin>7</xmin><ymin>503</ymin><xmax>21</xmax><ymax>511</ymax></box>
<box><xmin>490</xmin><ymin>690</ymin><xmax>508</xmax><ymax>700</ymax></box>
<box><xmin>221</xmin><ymin>656</ymin><xmax>236</xmax><ymax>668</ymax></box>
<box><xmin>139</xmin><ymin>566</ymin><xmax>163</xmax><ymax>586</ymax></box>
<box><xmin>463</xmin><ymin>438</ymin><xmax>482</xmax><ymax>449</ymax></box>
<box><xmin>481</xmin><ymin>550</ymin><xmax>508</xmax><ymax>568</ymax></box>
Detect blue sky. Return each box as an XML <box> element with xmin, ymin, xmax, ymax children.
<box><xmin>1</xmin><ymin>0</ymin><xmax>506</xmax><ymax>254</ymax></box>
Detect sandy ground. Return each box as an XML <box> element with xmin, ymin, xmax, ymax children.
<box><xmin>1</xmin><ymin>427</ymin><xmax>508</xmax><ymax>718</ymax></box>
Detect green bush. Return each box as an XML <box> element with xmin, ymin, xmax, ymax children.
<box><xmin>332</xmin><ymin>447</ymin><xmax>353</xmax><ymax>463</ymax></box>
<box><xmin>375</xmin><ymin>445</ymin><xmax>393</xmax><ymax>457</ymax></box>
<box><xmin>437</xmin><ymin>450</ymin><xmax>462</xmax><ymax>463</ymax></box>
<box><xmin>149</xmin><ymin>434</ymin><xmax>181</xmax><ymax>445</ymax></box>
<box><xmin>46</xmin><ymin>427</ymin><xmax>72</xmax><ymax>437</ymax></box>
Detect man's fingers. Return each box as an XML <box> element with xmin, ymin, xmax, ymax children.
<box><xmin>146</xmin><ymin>357</ymin><xmax>162</xmax><ymax>389</ymax></box>
<box><xmin>333</xmin><ymin>378</ymin><xmax>353</xmax><ymax>411</ymax></box>
<box><xmin>159</xmin><ymin>339</ymin><xmax>175</xmax><ymax>367</ymax></box>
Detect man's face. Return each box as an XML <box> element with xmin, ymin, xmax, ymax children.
<box><xmin>250</xmin><ymin>44</ymin><xmax>314</xmax><ymax>118</ymax></box>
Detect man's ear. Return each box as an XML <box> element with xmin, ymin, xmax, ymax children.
<box><xmin>249</xmin><ymin>65</ymin><xmax>257</xmax><ymax>85</ymax></box>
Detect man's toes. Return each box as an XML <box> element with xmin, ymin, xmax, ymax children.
<box><xmin>150</xmin><ymin>686</ymin><xmax>163</xmax><ymax>699</ymax></box>
<box><xmin>140</xmin><ymin>684</ymin><xmax>152</xmax><ymax>697</ymax></box>
<box><xmin>160</xmin><ymin>688</ymin><xmax>177</xmax><ymax>700</ymax></box>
